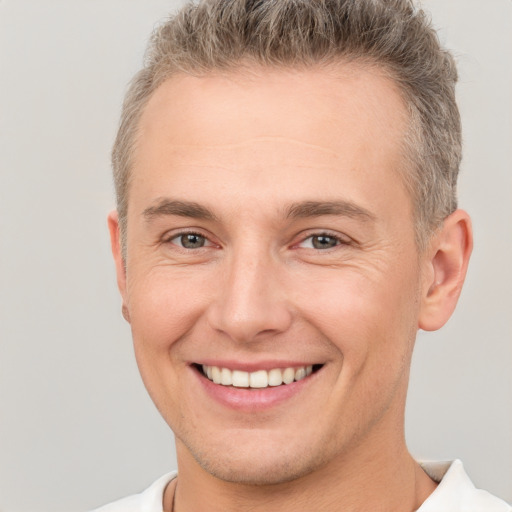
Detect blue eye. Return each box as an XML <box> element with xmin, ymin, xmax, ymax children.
<box><xmin>173</xmin><ymin>233</ymin><xmax>208</xmax><ymax>249</ymax></box>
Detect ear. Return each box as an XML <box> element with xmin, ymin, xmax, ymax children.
<box><xmin>418</xmin><ymin>209</ymin><xmax>473</xmax><ymax>331</ymax></box>
<box><xmin>107</xmin><ymin>210</ymin><xmax>131</xmax><ymax>323</ymax></box>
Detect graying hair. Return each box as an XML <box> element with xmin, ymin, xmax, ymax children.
<box><xmin>112</xmin><ymin>0</ymin><xmax>461</xmax><ymax>253</ymax></box>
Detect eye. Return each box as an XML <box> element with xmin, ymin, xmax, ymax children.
<box><xmin>299</xmin><ymin>234</ymin><xmax>344</xmax><ymax>250</ymax></box>
<box><xmin>170</xmin><ymin>232</ymin><xmax>210</xmax><ymax>249</ymax></box>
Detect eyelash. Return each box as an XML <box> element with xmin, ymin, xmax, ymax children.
<box><xmin>295</xmin><ymin>232</ymin><xmax>351</xmax><ymax>250</ymax></box>
<box><xmin>163</xmin><ymin>230</ymin><xmax>350</xmax><ymax>251</ymax></box>
<box><xmin>164</xmin><ymin>230</ymin><xmax>214</xmax><ymax>249</ymax></box>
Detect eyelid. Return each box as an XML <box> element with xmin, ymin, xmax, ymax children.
<box><xmin>294</xmin><ymin>230</ymin><xmax>353</xmax><ymax>249</ymax></box>
<box><xmin>163</xmin><ymin>228</ymin><xmax>217</xmax><ymax>248</ymax></box>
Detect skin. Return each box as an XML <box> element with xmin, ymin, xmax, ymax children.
<box><xmin>109</xmin><ymin>64</ymin><xmax>472</xmax><ymax>511</ymax></box>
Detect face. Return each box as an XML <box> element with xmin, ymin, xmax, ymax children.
<box><xmin>113</xmin><ymin>64</ymin><xmax>429</xmax><ymax>484</ymax></box>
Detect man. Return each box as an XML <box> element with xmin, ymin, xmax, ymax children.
<box><xmin>96</xmin><ymin>0</ymin><xmax>511</xmax><ymax>510</ymax></box>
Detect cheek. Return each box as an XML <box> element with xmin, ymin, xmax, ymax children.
<box><xmin>293</xmin><ymin>260</ymin><xmax>420</xmax><ymax>367</ymax></box>
<box><xmin>124</xmin><ymin>269</ymin><xmax>208</xmax><ymax>418</ymax></box>
<box><xmin>125</xmin><ymin>266</ymin><xmax>212</xmax><ymax>363</ymax></box>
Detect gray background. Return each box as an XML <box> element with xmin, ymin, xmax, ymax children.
<box><xmin>0</xmin><ymin>1</ymin><xmax>511</xmax><ymax>510</ymax></box>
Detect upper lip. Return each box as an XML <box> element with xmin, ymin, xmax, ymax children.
<box><xmin>192</xmin><ymin>360</ymin><xmax>323</xmax><ymax>372</ymax></box>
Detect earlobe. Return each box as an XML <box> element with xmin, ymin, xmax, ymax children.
<box><xmin>107</xmin><ymin>210</ymin><xmax>131</xmax><ymax>323</ymax></box>
<box><xmin>418</xmin><ymin>209</ymin><xmax>473</xmax><ymax>332</ymax></box>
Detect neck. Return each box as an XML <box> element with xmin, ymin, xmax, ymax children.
<box><xmin>166</xmin><ymin>433</ymin><xmax>437</xmax><ymax>512</ymax></box>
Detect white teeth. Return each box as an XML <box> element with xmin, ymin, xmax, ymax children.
<box><xmin>232</xmin><ymin>370</ymin><xmax>250</xmax><ymax>387</ymax></box>
<box><xmin>249</xmin><ymin>370</ymin><xmax>268</xmax><ymax>388</ymax></box>
<box><xmin>201</xmin><ymin>365</ymin><xmax>317</xmax><ymax>388</ymax></box>
<box><xmin>268</xmin><ymin>368</ymin><xmax>283</xmax><ymax>386</ymax></box>
<box><xmin>221</xmin><ymin>367</ymin><xmax>232</xmax><ymax>386</ymax></box>
<box><xmin>282</xmin><ymin>367</ymin><xmax>295</xmax><ymax>385</ymax></box>
<box><xmin>211</xmin><ymin>366</ymin><xmax>222</xmax><ymax>384</ymax></box>
<box><xmin>295</xmin><ymin>367</ymin><xmax>306</xmax><ymax>381</ymax></box>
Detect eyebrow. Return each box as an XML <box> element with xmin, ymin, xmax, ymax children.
<box><xmin>143</xmin><ymin>199</ymin><xmax>217</xmax><ymax>221</ymax></box>
<box><xmin>285</xmin><ymin>200</ymin><xmax>376</xmax><ymax>222</ymax></box>
<box><xmin>142</xmin><ymin>198</ymin><xmax>375</xmax><ymax>223</ymax></box>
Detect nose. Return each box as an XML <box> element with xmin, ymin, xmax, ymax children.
<box><xmin>206</xmin><ymin>248</ymin><xmax>293</xmax><ymax>343</ymax></box>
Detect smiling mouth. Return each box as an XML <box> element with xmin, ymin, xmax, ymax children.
<box><xmin>196</xmin><ymin>364</ymin><xmax>323</xmax><ymax>389</ymax></box>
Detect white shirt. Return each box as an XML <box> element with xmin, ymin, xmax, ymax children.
<box><xmin>418</xmin><ymin>460</ymin><xmax>511</xmax><ymax>511</ymax></box>
<box><xmin>92</xmin><ymin>460</ymin><xmax>511</xmax><ymax>511</ymax></box>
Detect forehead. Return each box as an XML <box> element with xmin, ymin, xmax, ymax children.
<box><xmin>137</xmin><ymin>63</ymin><xmax>408</xmax><ymax>152</ymax></box>
<box><xmin>130</xmin><ymin>64</ymin><xmax>410</xmax><ymax>218</ymax></box>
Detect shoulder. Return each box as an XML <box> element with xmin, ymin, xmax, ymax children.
<box><xmin>418</xmin><ymin>460</ymin><xmax>511</xmax><ymax>511</ymax></box>
<box><xmin>90</xmin><ymin>471</ymin><xmax>177</xmax><ymax>512</ymax></box>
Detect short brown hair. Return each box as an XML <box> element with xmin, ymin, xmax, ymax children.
<box><xmin>112</xmin><ymin>0</ymin><xmax>461</xmax><ymax>253</ymax></box>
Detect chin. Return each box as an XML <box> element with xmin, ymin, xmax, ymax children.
<box><xmin>183</xmin><ymin>434</ymin><xmax>332</xmax><ymax>486</ymax></box>
<box><xmin>199</xmin><ymin>455</ymin><xmax>321</xmax><ymax>486</ymax></box>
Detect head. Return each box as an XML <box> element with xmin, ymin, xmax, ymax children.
<box><xmin>112</xmin><ymin>0</ymin><xmax>462</xmax><ymax>257</ymax></box>
<box><xmin>108</xmin><ymin>0</ymin><xmax>472</xmax><ymax>488</ymax></box>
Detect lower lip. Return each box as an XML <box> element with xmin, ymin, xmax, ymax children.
<box><xmin>193</xmin><ymin>367</ymin><xmax>318</xmax><ymax>412</ymax></box>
